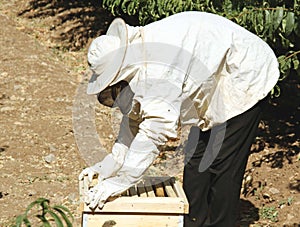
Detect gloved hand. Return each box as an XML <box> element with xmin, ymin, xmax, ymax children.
<box><xmin>78</xmin><ymin>164</ymin><xmax>102</xmax><ymax>183</ymax></box>
<box><xmin>85</xmin><ymin>181</ymin><xmax>109</xmax><ymax>209</ymax></box>
<box><xmin>85</xmin><ymin>177</ymin><xmax>129</xmax><ymax>209</ymax></box>
<box><xmin>79</xmin><ymin>143</ymin><xmax>128</xmax><ymax>183</ymax></box>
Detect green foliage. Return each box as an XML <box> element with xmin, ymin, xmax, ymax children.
<box><xmin>12</xmin><ymin>198</ymin><xmax>73</xmax><ymax>227</ymax></box>
<box><xmin>102</xmin><ymin>0</ymin><xmax>300</xmax><ymax>93</ymax></box>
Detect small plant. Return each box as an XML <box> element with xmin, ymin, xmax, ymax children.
<box><xmin>259</xmin><ymin>206</ymin><xmax>278</xmax><ymax>222</ymax></box>
<box><xmin>13</xmin><ymin>198</ymin><xmax>73</xmax><ymax>227</ymax></box>
<box><xmin>278</xmin><ymin>196</ymin><xmax>294</xmax><ymax>207</ymax></box>
<box><xmin>287</xmin><ymin>196</ymin><xmax>294</xmax><ymax>206</ymax></box>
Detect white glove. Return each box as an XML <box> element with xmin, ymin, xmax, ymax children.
<box><xmin>78</xmin><ymin>154</ymin><xmax>115</xmax><ymax>183</ymax></box>
<box><xmin>78</xmin><ymin>143</ymin><xmax>128</xmax><ymax>183</ymax></box>
<box><xmin>78</xmin><ymin>165</ymin><xmax>99</xmax><ymax>183</ymax></box>
<box><xmin>85</xmin><ymin>178</ymin><xmax>129</xmax><ymax>209</ymax></box>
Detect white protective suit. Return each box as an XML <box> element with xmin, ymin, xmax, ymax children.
<box><xmin>80</xmin><ymin>11</ymin><xmax>280</xmax><ymax>209</ymax></box>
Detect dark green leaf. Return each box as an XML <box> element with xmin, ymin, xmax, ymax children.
<box><xmin>278</xmin><ymin>55</ymin><xmax>292</xmax><ymax>81</ymax></box>
<box><xmin>121</xmin><ymin>0</ymin><xmax>128</xmax><ymax>13</ymax></box>
<box><xmin>270</xmin><ymin>85</ymin><xmax>281</xmax><ymax>98</ymax></box>
<box><xmin>157</xmin><ymin>0</ymin><xmax>165</xmax><ymax>16</ymax></box>
<box><xmin>46</xmin><ymin>210</ymin><xmax>64</xmax><ymax>227</ymax></box>
<box><xmin>36</xmin><ymin>214</ymin><xmax>51</xmax><ymax>227</ymax></box>
<box><xmin>41</xmin><ymin>200</ymin><xmax>50</xmax><ymax>216</ymax></box>
<box><xmin>278</xmin><ymin>32</ymin><xmax>291</xmax><ymax>48</ymax></box>
<box><xmin>294</xmin><ymin>16</ymin><xmax>300</xmax><ymax>37</ymax></box>
<box><xmin>274</xmin><ymin>7</ymin><xmax>284</xmax><ymax>30</ymax></box>
<box><xmin>265</xmin><ymin>10</ymin><xmax>274</xmax><ymax>39</ymax></box>
<box><xmin>15</xmin><ymin>215</ymin><xmax>25</xmax><ymax>227</ymax></box>
<box><xmin>265</xmin><ymin>10</ymin><xmax>271</xmax><ymax>26</ymax></box>
<box><xmin>127</xmin><ymin>1</ymin><xmax>137</xmax><ymax>15</ymax></box>
<box><xmin>285</xmin><ymin>12</ymin><xmax>295</xmax><ymax>36</ymax></box>
<box><xmin>52</xmin><ymin>205</ymin><xmax>74</xmax><ymax>221</ymax></box>
<box><xmin>292</xmin><ymin>56</ymin><xmax>299</xmax><ymax>70</ymax></box>
<box><xmin>25</xmin><ymin>198</ymin><xmax>49</xmax><ymax>215</ymax></box>
<box><xmin>23</xmin><ymin>217</ymin><xmax>31</xmax><ymax>227</ymax></box>
<box><xmin>256</xmin><ymin>11</ymin><xmax>264</xmax><ymax>34</ymax></box>
<box><xmin>277</xmin><ymin>55</ymin><xmax>286</xmax><ymax>64</ymax></box>
<box><xmin>53</xmin><ymin>207</ymin><xmax>73</xmax><ymax>227</ymax></box>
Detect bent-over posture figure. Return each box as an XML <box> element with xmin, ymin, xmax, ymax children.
<box><xmin>79</xmin><ymin>11</ymin><xmax>279</xmax><ymax>226</ymax></box>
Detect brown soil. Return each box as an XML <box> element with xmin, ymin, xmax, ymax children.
<box><xmin>0</xmin><ymin>0</ymin><xmax>299</xmax><ymax>226</ymax></box>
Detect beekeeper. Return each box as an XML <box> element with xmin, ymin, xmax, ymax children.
<box><xmin>79</xmin><ymin>11</ymin><xmax>279</xmax><ymax>226</ymax></box>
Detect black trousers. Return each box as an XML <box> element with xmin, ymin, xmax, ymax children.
<box><xmin>183</xmin><ymin>99</ymin><xmax>266</xmax><ymax>227</ymax></box>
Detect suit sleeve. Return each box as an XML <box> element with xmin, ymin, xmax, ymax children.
<box><xmin>104</xmin><ymin>80</ymin><xmax>183</xmax><ymax>196</ymax></box>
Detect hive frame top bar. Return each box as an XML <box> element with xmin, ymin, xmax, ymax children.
<box><xmin>79</xmin><ymin>176</ymin><xmax>189</xmax><ymax>214</ymax></box>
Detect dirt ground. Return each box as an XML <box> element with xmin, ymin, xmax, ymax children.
<box><xmin>0</xmin><ymin>0</ymin><xmax>299</xmax><ymax>226</ymax></box>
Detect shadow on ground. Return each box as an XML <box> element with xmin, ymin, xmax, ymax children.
<box><xmin>18</xmin><ymin>0</ymin><xmax>139</xmax><ymax>50</ymax></box>
<box><xmin>251</xmin><ymin>74</ymin><xmax>299</xmax><ymax>169</ymax></box>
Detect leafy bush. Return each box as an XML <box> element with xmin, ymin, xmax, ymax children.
<box><xmin>102</xmin><ymin>0</ymin><xmax>300</xmax><ymax>96</ymax></box>
<box><xmin>12</xmin><ymin>198</ymin><xmax>73</xmax><ymax>227</ymax></box>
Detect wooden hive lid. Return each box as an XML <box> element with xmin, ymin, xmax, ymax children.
<box><xmin>79</xmin><ymin>176</ymin><xmax>189</xmax><ymax>214</ymax></box>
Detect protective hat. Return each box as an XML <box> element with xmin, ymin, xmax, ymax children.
<box><xmin>87</xmin><ymin>18</ymin><xmax>128</xmax><ymax>95</ymax></box>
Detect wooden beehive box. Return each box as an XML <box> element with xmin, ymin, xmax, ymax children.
<box><xmin>79</xmin><ymin>176</ymin><xmax>189</xmax><ymax>227</ymax></box>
